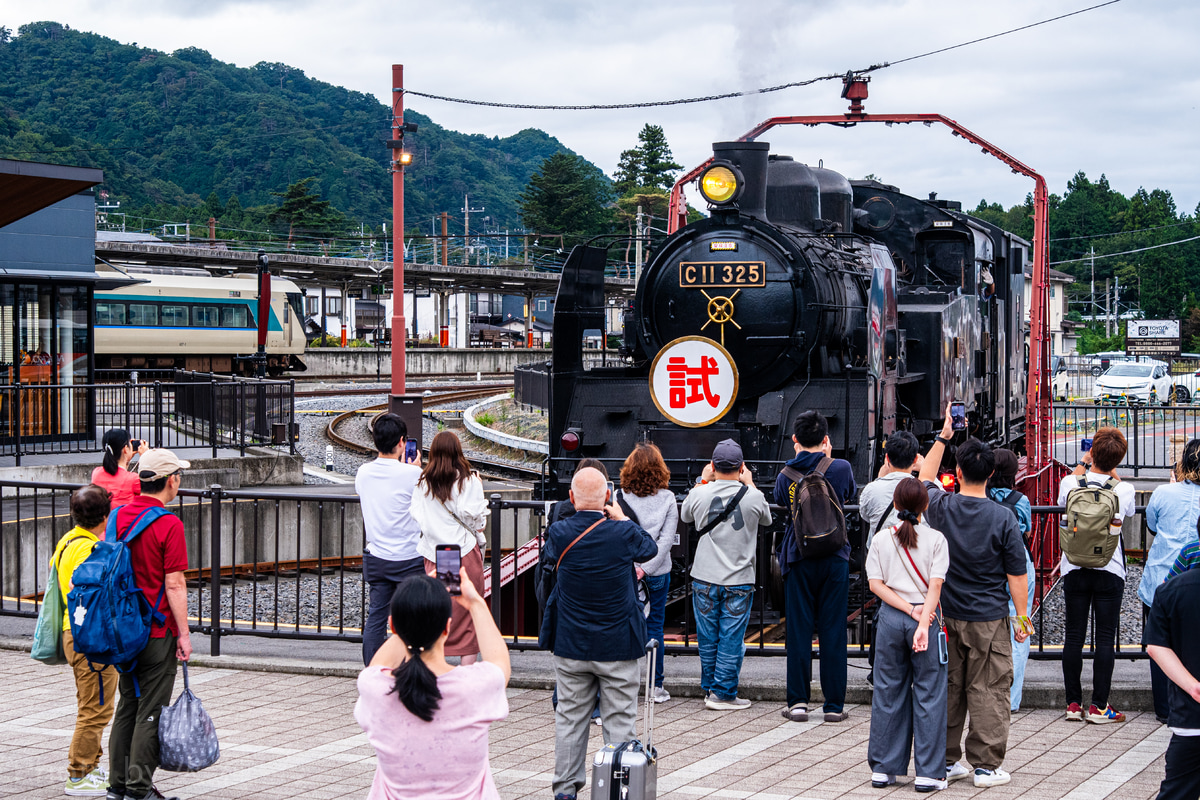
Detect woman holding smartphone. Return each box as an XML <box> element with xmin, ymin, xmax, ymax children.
<box><xmin>90</xmin><ymin>428</ymin><xmax>148</xmax><ymax>508</ymax></box>
<box><xmin>864</xmin><ymin>477</ymin><xmax>950</xmax><ymax>793</ymax></box>
<box><xmin>355</xmin><ymin>573</ymin><xmax>510</xmax><ymax>799</ymax></box>
<box><xmin>411</xmin><ymin>431</ymin><xmax>489</xmax><ymax>664</ymax></box>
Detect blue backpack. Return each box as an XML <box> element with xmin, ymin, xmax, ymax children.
<box><xmin>67</xmin><ymin>506</ymin><xmax>172</xmax><ymax>703</ymax></box>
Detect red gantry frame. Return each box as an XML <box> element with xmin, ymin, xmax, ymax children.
<box><xmin>667</xmin><ymin>78</ymin><xmax>1062</xmax><ymax>581</ymax></box>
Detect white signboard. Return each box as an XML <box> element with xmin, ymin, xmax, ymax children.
<box><xmin>649</xmin><ymin>336</ymin><xmax>739</xmax><ymax>428</ymax></box>
<box><xmin>1127</xmin><ymin>319</ymin><xmax>1180</xmax><ymax>339</ymax></box>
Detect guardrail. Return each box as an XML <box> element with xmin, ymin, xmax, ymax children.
<box><xmin>1052</xmin><ymin>402</ymin><xmax>1200</xmax><ymax>475</ymax></box>
<box><xmin>1</xmin><ymin>480</ymin><xmax>1159</xmax><ymax>663</ymax></box>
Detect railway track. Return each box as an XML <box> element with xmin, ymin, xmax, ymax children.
<box><xmin>323</xmin><ymin>384</ymin><xmax>541</xmax><ymax>481</ymax></box>
<box><xmin>296</xmin><ymin>381</ymin><xmax>512</xmax><ymax>399</ymax></box>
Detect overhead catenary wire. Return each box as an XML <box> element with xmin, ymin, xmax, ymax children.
<box><xmin>1051</xmin><ymin>218</ymin><xmax>1198</xmax><ymax>242</ymax></box>
<box><xmin>400</xmin><ymin>0</ymin><xmax>1123</xmax><ymax>111</ymax></box>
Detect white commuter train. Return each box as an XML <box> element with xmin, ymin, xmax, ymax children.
<box><xmin>95</xmin><ymin>269</ymin><xmax>307</xmax><ymax>375</ymax></box>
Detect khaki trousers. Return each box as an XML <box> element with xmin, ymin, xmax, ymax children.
<box><xmin>944</xmin><ymin>617</ymin><xmax>1012</xmax><ymax>771</ymax></box>
<box><xmin>64</xmin><ymin>630</ymin><xmax>119</xmax><ymax>778</ymax></box>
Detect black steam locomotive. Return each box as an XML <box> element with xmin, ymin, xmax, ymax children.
<box><xmin>540</xmin><ymin>140</ymin><xmax>1028</xmax><ymax>495</ymax></box>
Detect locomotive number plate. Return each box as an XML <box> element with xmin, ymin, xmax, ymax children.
<box><xmin>679</xmin><ymin>261</ymin><xmax>766</xmax><ymax>288</ymax></box>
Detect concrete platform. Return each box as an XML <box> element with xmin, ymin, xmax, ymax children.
<box><xmin>0</xmin><ymin>635</ymin><xmax>1171</xmax><ymax>800</ymax></box>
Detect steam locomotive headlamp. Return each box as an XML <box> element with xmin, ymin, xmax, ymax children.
<box><xmin>699</xmin><ymin>162</ymin><xmax>743</xmax><ymax>205</ymax></box>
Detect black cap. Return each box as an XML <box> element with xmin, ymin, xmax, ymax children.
<box><xmin>711</xmin><ymin>439</ymin><xmax>744</xmax><ymax>471</ymax></box>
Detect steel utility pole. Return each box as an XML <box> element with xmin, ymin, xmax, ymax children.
<box><xmin>634</xmin><ymin>205</ymin><xmax>644</xmax><ymax>283</ymax></box>
<box><xmin>389</xmin><ymin>64</ymin><xmax>423</xmax><ymax>445</ymax></box>
<box><xmin>255</xmin><ymin>250</ymin><xmax>270</xmax><ymax>378</ymax></box>
<box><xmin>462</xmin><ymin>195</ymin><xmax>484</xmax><ymax>265</ymax></box>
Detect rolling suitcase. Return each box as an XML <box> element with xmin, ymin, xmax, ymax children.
<box><xmin>591</xmin><ymin>639</ymin><xmax>659</xmax><ymax>800</ymax></box>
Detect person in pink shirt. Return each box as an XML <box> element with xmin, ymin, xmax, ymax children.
<box><xmin>355</xmin><ymin>572</ymin><xmax>511</xmax><ymax>800</ymax></box>
<box><xmin>90</xmin><ymin>429</ymin><xmax>147</xmax><ymax>509</ymax></box>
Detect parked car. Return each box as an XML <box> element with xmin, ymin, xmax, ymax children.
<box><xmin>1092</xmin><ymin>361</ymin><xmax>1175</xmax><ymax>405</ymax></box>
<box><xmin>1051</xmin><ymin>355</ymin><xmax>1071</xmax><ymax>401</ymax></box>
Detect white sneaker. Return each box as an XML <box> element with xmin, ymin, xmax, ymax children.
<box><xmin>916</xmin><ymin>777</ymin><xmax>948</xmax><ymax>792</ymax></box>
<box><xmin>651</xmin><ymin>686</ymin><xmax>670</xmax><ymax>703</ymax></box>
<box><xmin>591</xmin><ymin>715</ymin><xmax>603</xmax><ymax>726</ymax></box>
<box><xmin>973</xmin><ymin>768</ymin><xmax>1011</xmax><ymax>788</ymax></box>
<box><xmin>705</xmin><ymin>693</ymin><xmax>751</xmax><ymax>711</ymax></box>
<box><xmin>65</xmin><ymin>769</ymin><xmax>108</xmax><ymax>797</ymax></box>
<box><xmin>871</xmin><ymin>773</ymin><xmax>896</xmax><ymax>788</ymax></box>
<box><xmin>946</xmin><ymin>763</ymin><xmax>971</xmax><ymax>782</ymax></box>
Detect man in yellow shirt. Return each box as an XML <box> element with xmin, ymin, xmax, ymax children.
<box><xmin>51</xmin><ymin>484</ymin><xmax>119</xmax><ymax>797</ymax></box>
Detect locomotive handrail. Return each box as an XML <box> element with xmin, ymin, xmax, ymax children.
<box><xmin>665</xmin><ymin>92</ymin><xmax>1052</xmax><ymax>501</ymax></box>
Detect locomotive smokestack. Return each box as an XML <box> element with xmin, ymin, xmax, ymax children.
<box><xmin>712</xmin><ymin>141</ymin><xmax>770</xmax><ymax>222</ymax></box>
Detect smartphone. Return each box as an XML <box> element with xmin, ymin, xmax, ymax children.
<box><xmin>434</xmin><ymin>544</ymin><xmax>462</xmax><ymax>595</ymax></box>
<box><xmin>937</xmin><ymin>628</ymin><xmax>949</xmax><ymax>665</ymax></box>
<box><xmin>950</xmin><ymin>402</ymin><xmax>966</xmax><ymax>431</ymax></box>
<box><xmin>404</xmin><ymin>439</ymin><xmax>419</xmax><ymax>462</ymax></box>
<box><xmin>606</xmin><ymin>481</ymin><xmax>615</xmax><ymax>501</ymax></box>
<box><xmin>1081</xmin><ymin>437</ymin><xmax>1093</xmax><ymax>452</ymax></box>
<box><xmin>130</xmin><ymin>439</ymin><xmax>142</xmax><ymax>450</ymax></box>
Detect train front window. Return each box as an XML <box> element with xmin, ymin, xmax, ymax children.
<box><xmin>193</xmin><ymin>306</ymin><xmax>218</xmax><ymax>327</ymax></box>
<box><xmin>221</xmin><ymin>305</ymin><xmax>249</xmax><ymax>328</ymax></box>
<box><xmin>129</xmin><ymin>303</ymin><xmax>158</xmax><ymax>327</ymax></box>
<box><xmin>96</xmin><ymin>302</ymin><xmax>126</xmax><ymax>326</ymax></box>
<box><xmin>161</xmin><ymin>304</ymin><xmax>189</xmax><ymax>327</ymax></box>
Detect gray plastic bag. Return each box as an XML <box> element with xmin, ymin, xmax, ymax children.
<box><xmin>158</xmin><ymin>662</ymin><xmax>220</xmax><ymax>772</ymax></box>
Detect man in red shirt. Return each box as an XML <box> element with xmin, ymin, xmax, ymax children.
<box><xmin>106</xmin><ymin>449</ymin><xmax>191</xmax><ymax>800</ymax></box>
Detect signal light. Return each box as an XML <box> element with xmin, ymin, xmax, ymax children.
<box><xmin>560</xmin><ymin>429</ymin><xmax>581</xmax><ymax>452</ymax></box>
<box><xmin>939</xmin><ymin>472</ymin><xmax>957</xmax><ymax>492</ymax></box>
<box><xmin>398</xmin><ymin>151</ymin><xmax>413</xmax><ymax>166</ymax></box>
<box><xmin>699</xmin><ymin>161</ymin><xmax>743</xmax><ymax>206</ymax></box>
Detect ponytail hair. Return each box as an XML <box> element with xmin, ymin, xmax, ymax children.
<box><xmin>891</xmin><ymin>476</ymin><xmax>929</xmax><ymax>550</ymax></box>
<box><xmin>101</xmin><ymin>429</ymin><xmax>131</xmax><ymax>476</ymax></box>
<box><xmin>387</xmin><ymin>576</ymin><xmax>453</xmax><ymax>722</ymax></box>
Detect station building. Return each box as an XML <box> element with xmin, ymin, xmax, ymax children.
<box><xmin>0</xmin><ymin>159</ymin><xmax>132</xmax><ymax>445</ymax></box>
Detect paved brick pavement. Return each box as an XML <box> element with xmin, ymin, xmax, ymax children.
<box><xmin>3</xmin><ymin>649</ymin><xmax>1171</xmax><ymax>800</ymax></box>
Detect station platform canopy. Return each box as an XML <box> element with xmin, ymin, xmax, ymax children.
<box><xmin>95</xmin><ymin>239</ymin><xmax>636</xmax><ymax>297</ymax></box>
<box><xmin>0</xmin><ymin>159</ymin><xmax>103</xmax><ymax>228</ymax></box>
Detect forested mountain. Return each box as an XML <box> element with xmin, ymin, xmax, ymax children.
<box><xmin>0</xmin><ymin>21</ymin><xmax>594</xmax><ymax>232</ymax></box>
<box><xmin>972</xmin><ymin>172</ymin><xmax>1200</xmax><ymax>345</ymax></box>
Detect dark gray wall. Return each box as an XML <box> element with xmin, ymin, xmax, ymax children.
<box><xmin>0</xmin><ymin>193</ymin><xmax>95</xmax><ymax>273</ymax></box>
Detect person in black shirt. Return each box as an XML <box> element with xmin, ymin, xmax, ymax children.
<box><xmin>919</xmin><ymin>410</ymin><xmax>1029</xmax><ymax>789</ymax></box>
<box><xmin>1145</xmin><ymin>569</ymin><xmax>1200</xmax><ymax>800</ymax></box>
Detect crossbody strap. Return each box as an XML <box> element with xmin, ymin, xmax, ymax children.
<box><xmin>696</xmin><ymin>485</ymin><xmax>749</xmax><ymax>536</ymax></box>
<box><xmin>556</xmin><ymin>518</ymin><xmax>604</xmax><ymax>570</ymax></box>
<box><xmin>615</xmin><ymin>490</ymin><xmax>640</xmax><ymax>526</ymax></box>
<box><xmin>439</xmin><ymin>497</ymin><xmax>477</xmax><ymax>536</ymax></box>
<box><xmin>888</xmin><ymin>527</ymin><xmax>943</xmax><ymax>627</ymax></box>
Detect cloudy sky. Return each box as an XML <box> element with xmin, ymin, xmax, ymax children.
<box><xmin>5</xmin><ymin>0</ymin><xmax>1199</xmax><ymax>215</ymax></box>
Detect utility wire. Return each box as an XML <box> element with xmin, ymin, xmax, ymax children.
<box><xmin>1051</xmin><ymin>218</ymin><xmax>1197</xmax><ymax>242</ymax></box>
<box><xmin>1050</xmin><ymin>233</ymin><xmax>1200</xmax><ymax>265</ymax></box>
<box><xmin>401</xmin><ymin>0</ymin><xmax>1123</xmax><ymax>111</ymax></box>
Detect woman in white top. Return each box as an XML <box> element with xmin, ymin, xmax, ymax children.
<box><xmin>864</xmin><ymin>476</ymin><xmax>950</xmax><ymax>793</ymax></box>
<box><xmin>411</xmin><ymin>431</ymin><xmax>489</xmax><ymax>663</ymax></box>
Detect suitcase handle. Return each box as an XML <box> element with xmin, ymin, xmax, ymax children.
<box><xmin>643</xmin><ymin>638</ymin><xmax>658</xmax><ymax>754</ymax></box>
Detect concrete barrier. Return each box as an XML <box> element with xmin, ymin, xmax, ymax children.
<box><xmin>302</xmin><ymin>348</ymin><xmax>550</xmax><ymax>377</ymax></box>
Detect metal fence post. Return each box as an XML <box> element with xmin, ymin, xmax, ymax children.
<box><xmin>209</xmin><ymin>484</ymin><xmax>223</xmax><ymax>657</ymax></box>
<box><xmin>289</xmin><ymin>379</ymin><xmax>296</xmax><ymax>455</ymax></box>
<box><xmin>123</xmin><ymin>381</ymin><xmax>132</xmax><ymax>433</ymax></box>
<box><xmin>210</xmin><ymin>380</ymin><xmax>218</xmax><ymax>458</ymax></box>
<box><xmin>1132</xmin><ymin>404</ymin><xmax>1140</xmax><ymax>477</ymax></box>
<box><xmin>13</xmin><ymin>383</ymin><xmax>21</xmax><ymax>466</ymax></box>
<box><xmin>489</xmin><ymin>493</ymin><xmax>502</xmax><ymax>626</ymax></box>
<box><xmin>152</xmin><ymin>382</ymin><xmax>163</xmax><ymax>448</ymax></box>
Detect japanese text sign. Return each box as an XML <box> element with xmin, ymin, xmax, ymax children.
<box><xmin>649</xmin><ymin>336</ymin><xmax>739</xmax><ymax>428</ymax></box>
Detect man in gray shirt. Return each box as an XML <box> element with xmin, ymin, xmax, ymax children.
<box><xmin>681</xmin><ymin>439</ymin><xmax>773</xmax><ymax>710</ymax></box>
<box><xmin>859</xmin><ymin>431</ymin><xmax>922</xmax><ymax>550</ymax></box>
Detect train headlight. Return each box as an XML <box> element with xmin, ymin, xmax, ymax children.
<box><xmin>699</xmin><ymin>162</ymin><xmax>743</xmax><ymax>205</ymax></box>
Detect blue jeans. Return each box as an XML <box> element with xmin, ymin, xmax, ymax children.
<box><xmin>692</xmin><ymin>579</ymin><xmax>754</xmax><ymax>700</ymax></box>
<box><xmin>1007</xmin><ymin>551</ymin><xmax>1036</xmax><ymax>711</ymax></box>
<box><xmin>644</xmin><ymin>573</ymin><xmax>670</xmax><ymax>688</ymax></box>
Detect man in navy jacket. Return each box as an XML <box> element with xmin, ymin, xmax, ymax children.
<box><xmin>541</xmin><ymin>466</ymin><xmax>658</xmax><ymax>800</ymax></box>
<box><xmin>774</xmin><ymin>411</ymin><xmax>857</xmax><ymax>724</ymax></box>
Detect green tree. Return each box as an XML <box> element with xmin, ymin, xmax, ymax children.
<box><xmin>518</xmin><ymin>153</ymin><xmax>612</xmax><ymax>242</ymax></box>
<box><xmin>613</xmin><ymin>124</ymin><xmax>682</xmax><ymax>193</ymax></box>
<box><xmin>268</xmin><ymin>177</ymin><xmax>345</xmax><ymax>245</ymax></box>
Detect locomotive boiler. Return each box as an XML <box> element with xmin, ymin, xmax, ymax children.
<box><xmin>542</xmin><ymin>140</ymin><xmax>1029</xmax><ymax>495</ymax></box>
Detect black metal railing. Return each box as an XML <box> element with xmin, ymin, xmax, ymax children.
<box><xmin>513</xmin><ymin>360</ymin><xmax>550</xmax><ymax>410</ymax></box>
<box><xmin>0</xmin><ymin>373</ymin><xmax>294</xmax><ymax>463</ymax></box>
<box><xmin>0</xmin><ymin>479</ymin><xmax>1156</xmax><ymax>662</ymax></box>
<box><xmin>1052</xmin><ymin>402</ymin><xmax>1200</xmax><ymax>475</ymax></box>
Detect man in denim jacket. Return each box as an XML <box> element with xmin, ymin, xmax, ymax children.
<box><xmin>682</xmin><ymin>439</ymin><xmax>773</xmax><ymax>710</ymax></box>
